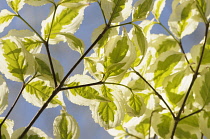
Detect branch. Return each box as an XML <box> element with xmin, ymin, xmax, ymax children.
<box><xmin>179</xmin><ymin>108</ymin><xmax>203</xmax><ymax>121</ymax></box>
<box><xmin>18</xmin><ymin>24</ymin><xmax>110</xmax><ymax>138</ymax></box>
<box><xmin>170</xmin><ymin>23</ymin><xmax>210</xmax><ymax>139</ymax></box>
<box><xmin>60</xmin><ymin>81</ymin><xmax>103</xmax><ymax>90</ymax></box>
<box><xmin>132</xmin><ymin>68</ymin><xmax>175</xmax><ymax>119</ymax></box>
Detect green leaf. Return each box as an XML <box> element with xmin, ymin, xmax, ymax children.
<box><xmin>7</xmin><ymin>29</ymin><xmax>43</xmax><ymax>54</ymax></box>
<box><xmin>126</xmin><ymin>94</ymin><xmax>146</xmax><ymax>117</ymax></box>
<box><xmin>175</xmin><ymin>115</ymin><xmax>201</xmax><ymax>139</ymax></box>
<box><xmin>199</xmin><ymin>111</ymin><xmax>210</xmax><ymax>138</ymax></box>
<box><xmin>23</xmin><ymin>79</ymin><xmax>64</xmax><ymax>108</ymax></box>
<box><xmin>24</xmin><ymin>0</ymin><xmax>53</xmax><ymax>6</ymax></box>
<box><xmin>191</xmin><ymin>33</ymin><xmax>210</xmax><ymax>69</ymax></box>
<box><xmin>107</xmin><ymin>125</ymin><xmax>127</xmax><ymax>138</ymax></box>
<box><xmin>135</xmin><ymin>118</ymin><xmax>150</xmax><ymax>138</ymax></box>
<box><xmin>0</xmin><ymin>9</ymin><xmax>15</xmax><ymax>33</ymax></box>
<box><xmin>84</xmin><ymin>56</ymin><xmax>104</xmax><ymax>80</ymax></box>
<box><xmin>64</xmin><ymin>75</ymin><xmax>109</xmax><ymax>106</ymax></box>
<box><xmin>152</xmin><ymin>111</ymin><xmax>174</xmax><ymax>138</ymax></box>
<box><xmin>0</xmin><ymin>75</ymin><xmax>9</xmax><ymax>115</ymax></box>
<box><xmin>60</xmin><ymin>0</ymin><xmax>97</xmax><ymax>4</ymax></box>
<box><xmin>7</xmin><ymin>0</ymin><xmax>25</xmax><ymax>12</ymax></box>
<box><xmin>101</xmin><ymin>0</ymin><xmax>133</xmax><ymax>23</ymax></box>
<box><xmin>41</xmin><ymin>4</ymin><xmax>88</xmax><ymax>44</ymax></box>
<box><xmin>132</xmin><ymin>0</ymin><xmax>154</xmax><ymax>21</ymax></box>
<box><xmin>53</xmin><ymin>110</ymin><xmax>80</xmax><ymax>139</ymax></box>
<box><xmin>163</xmin><ymin>68</ymin><xmax>193</xmax><ymax>107</ymax></box>
<box><xmin>0</xmin><ymin>36</ymin><xmax>34</xmax><ymax>82</ymax></box>
<box><xmin>90</xmin><ymin>85</ymin><xmax>125</xmax><ymax>129</ymax></box>
<box><xmin>131</xmin><ymin>24</ymin><xmax>147</xmax><ymax>56</ymax></box>
<box><xmin>130</xmin><ymin>24</ymin><xmax>148</xmax><ymax>67</ymax></box>
<box><xmin>91</xmin><ymin>24</ymin><xmax>119</xmax><ymax>53</ymax></box>
<box><xmin>0</xmin><ymin>118</ymin><xmax>14</xmax><ymax>138</ymax></box>
<box><xmin>11</xmin><ymin>127</ymin><xmax>49</xmax><ymax>139</ymax></box>
<box><xmin>34</xmin><ymin>54</ymin><xmax>64</xmax><ymax>83</ymax></box>
<box><xmin>168</xmin><ymin>1</ymin><xmax>200</xmax><ymax>38</ymax></box>
<box><xmin>149</xmin><ymin>51</ymin><xmax>184</xmax><ymax>88</ymax></box>
<box><xmin>152</xmin><ymin>0</ymin><xmax>166</xmax><ymax>20</ymax></box>
<box><xmin>104</xmin><ymin>29</ymin><xmax>136</xmax><ymax>82</ymax></box>
<box><xmin>150</xmin><ymin>34</ymin><xmax>180</xmax><ymax>57</ymax></box>
<box><xmin>193</xmin><ymin>68</ymin><xmax>210</xmax><ymax>107</ymax></box>
<box><xmin>196</xmin><ymin>0</ymin><xmax>210</xmax><ymax>21</ymax></box>
<box><xmin>59</xmin><ymin>33</ymin><xmax>85</xmax><ymax>54</ymax></box>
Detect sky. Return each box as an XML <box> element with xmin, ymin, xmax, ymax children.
<box><xmin>0</xmin><ymin>0</ymin><xmax>206</xmax><ymax>139</ymax></box>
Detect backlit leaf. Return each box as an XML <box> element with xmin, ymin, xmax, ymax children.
<box><xmin>104</xmin><ymin>29</ymin><xmax>136</xmax><ymax>82</ymax></box>
<box><xmin>148</xmin><ymin>51</ymin><xmax>184</xmax><ymax>88</ymax></box>
<box><xmin>126</xmin><ymin>94</ymin><xmax>146</xmax><ymax>117</ymax></box>
<box><xmin>41</xmin><ymin>4</ymin><xmax>88</xmax><ymax>44</ymax></box>
<box><xmin>7</xmin><ymin>29</ymin><xmax>43</xmax><ymax>54</ymax></box>
<box><xmin>0</xmin><ymin>118</ymin><xmax>14</xmax><ymax>139</ymax></box>
<box><xmin>0</xmin><ymin>36</ymin><xmax>34</xmax><ymax>82</ymax></box>
<box><xmin>193</xmin><ymin>68</ymin><xmax>210</xmax><ymax>107</ymax></box>
<box><xmin>23</xmin><ymin>78</ymin><xmax>64</xmax><ymax>108</ymax></box>
<box><xmin>163</xmin><ymin>68</ymin><xmax>193</xmax><ymax>107</ymax></box>
<box><xmin>25</xmin><ymin>0</ymin><xmax>53</xmax><ymax>6</ymax></box>
<box><xmin>199</xmin><ymin>111</ymin><xmax>210</xmax><ymax>138</ymax></box>
<box><xmin>0</xmin><ymin>75</ymin><xmax>9</xmax><ymax>115</ymax></box>
<box><xmin>64</xmin><ymin>75</ymin><xmax>108</xmax><ymax>106</ymax></box>
<box><xmin>151</xmin><ymin>111</ymin><xmax>174</xmax><ymax>138</ymax></box>
<box><xmin>34</xmin><ymin>54</ymin><xmax>64</xmax><ymax>83</ymax></box>
<box><xmin>0</xmin><ymin>9</ymin><xmax>15</xmax><ymax>33</ymax></box>
<box><xmin>11</xmin><ymin>127</ymin><xmax>50</xmax><ymax>139</ymax></box>
<box><xmin>59</xmin><ymin>33</ymin><xmax>85</xmax><ymax>54</ymax></box>
<box><xmin>168</xmin><ymin>0</ymin><xmax>200</xmax><ymax>38</ymax></box>
<box><xmin>90</xmin><ymin>85</ymin><xmax>125</xmax><ymax>129</ymax></box>
<box><xmin>132</xmin><ymin>0</ymin><xmax>154</xmax><ymax>21</ymax></box>
<box><xmin>101</xmin><ymin>0</ymin><xmax>133</xmax><ymax>23</ymax></box>
<box><xmin>7</xmin><ymin>0</ymin><xmax>25</xmax><ymax>12</ymax></box>
<box><xmin>152</xmin><ymin>0</ymin><xmax>166</xmax><ymax>20</ymax></box>
<box><xmin>53</xmin><ymin>110</ymin><xmax>79</xmax><ymax>139</ymax></box>
<box><xmin>175</xmin><ymin>115</ymin><xmax>201</xmax><ymax>139</ymax></box>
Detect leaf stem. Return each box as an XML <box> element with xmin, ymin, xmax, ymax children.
<box><xmin>132</xmin><ymin>68</ymin><xmax>175</xmax><ymax>119</ymax></box>
<box><xmin>44</xmin><ymin>4</ymin><xmax>58</xmax><ymax>87</ymax></box>
<box><xmin>97</xmin><ymin>1</ymin><xmax>108</xmax><ymax>25</ymax></box>
<box><xmin>17</xmin><ymin>14</ymin><xmax>46</xmax><ymax>43</ymax></box>
<box><xmin>170</xmin><ymin>23</ymin><xmax>209</xmax><ymax>139</ymax></box>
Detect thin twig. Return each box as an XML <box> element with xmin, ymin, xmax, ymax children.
<box><xmin>132</xmin><ymin>68</ymin><xmax>175</xmax><ymax>119</ymax></box>
<box><xmin>44</xmin><ymin>4</ymin><xmax>58</xmax><ymax>87</ymax></box>
<box><xmin>179</xmin><ymin>108</ymin><xmax>203</xmax><ymax>121</ymax></box>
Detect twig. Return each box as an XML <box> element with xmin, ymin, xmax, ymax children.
<box><xmin>170</xmin><ymin>23</ymin><xmax>209</xmax><ymax>139</ymax></box>
<box><xmin>132</xmin><ymin>68</ymin><xmax>175</xmax><ymax>119</ymax></box>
